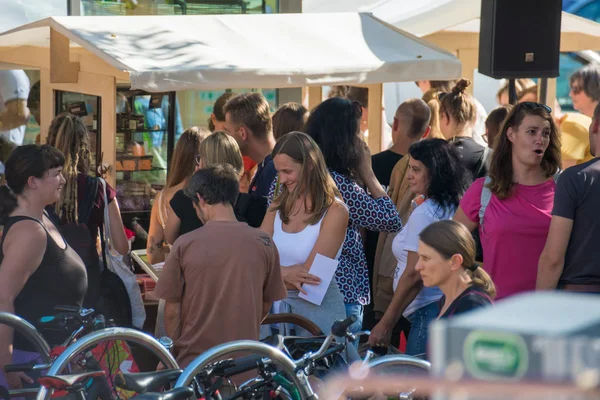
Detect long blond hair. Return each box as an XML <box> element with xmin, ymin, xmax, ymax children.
<box><xmin>419</xmin><ymin>220</ymin><xmax>496</xmax><ymax>299</ymax></box>
<box><xmin>47</xmin><ymin>113</ymin><xmax>91</xmax><ymax>223</ymax></box>
<box><xmin>271</xmin><ymin>131</ymin><xmax>340</xmax><ymax>225</ymax></box>
<box><xmin>198</xmin><ymin>131</ymin><xmax>244</xmax><ymax>175</ymax></box>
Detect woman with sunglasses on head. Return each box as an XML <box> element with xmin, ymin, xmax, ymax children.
<box><xmin>454</xmin><ymin>102</ymin><xmax>561</xmax><ymax>300</ymax></box>
<box><xmin>416</xmin><ymin>220</ymin><xmax>495</xmax><ymax>320</ymax></box>
<box><xmin>151</xmin><ymin>127</ymin><xmax>210</xmax><ymax>260</ymax></box>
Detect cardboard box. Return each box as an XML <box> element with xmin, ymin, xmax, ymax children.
<box><xmin>429</xmin><ymin>292</ymin><xmax>600</xmax><ymax>386</ymax></box>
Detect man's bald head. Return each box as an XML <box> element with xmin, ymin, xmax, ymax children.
<box><xmin>394</xmin><ymin>98</ymin><xmax>431</xmax><ymax>139</ymax></box>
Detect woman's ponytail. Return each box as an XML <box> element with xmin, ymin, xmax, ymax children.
<box><xmin>467</xmin><ymin>265</ymin><xmax>497</xmax><ymax>299</ymax></box>
<box><xmin>0</xmin><ymin>185</ymin><xmax>18</xmax><ymax>225</ymax></box>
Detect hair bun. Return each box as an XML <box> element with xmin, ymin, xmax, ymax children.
<box><xmin>452</xmin><ymin>79</ymin><xmax>472</xmax><ymax>95</ymax></box>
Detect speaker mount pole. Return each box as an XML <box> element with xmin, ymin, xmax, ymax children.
<box><xmin>539</xmin><ymin>78</ymin><xmax>548</xmax><ymax>106</ymax></box>
<box><xmin>508</xmin><ymin>79</ymin><xmax>518</xmax><ymax>105</ymax></box>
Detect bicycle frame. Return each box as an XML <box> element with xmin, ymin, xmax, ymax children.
<box><xmin>36</xmin><ymin>327</ymin><xmax>179</xmax><ymax>400</ymax></box>
<box><xmin>174</xmin><ymin>340</ymin><xmax>317</xmax><ymax>400</ymax></box>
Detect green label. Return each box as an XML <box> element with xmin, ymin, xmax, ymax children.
<box><xmin>463</xmin><ymin>331</ymin><xmax>529</xmax><ymax>381</ymax></box>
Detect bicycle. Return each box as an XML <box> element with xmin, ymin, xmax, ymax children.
<box><xmin>0</xmin><ymin>306</ymin><xmax>178</xmax><ymax>400</ymax></box>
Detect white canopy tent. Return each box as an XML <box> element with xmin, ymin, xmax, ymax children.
<box><xmin>0</xmin><ymin>13</ymin><xmax>461</xmax><ymax>92</ymax></box>
<box><xmin>303</xmin><ymin>0</ymin><xmax>481</xmax><ymax>37</ymax></box>
<box><xmin>0</xmin><ymin>13</ymin><xmax>461</xmax><ymax>180</ymax></box>
<box><xmin>304</xmin><ymin>0</ymin><xmax>600</xmax><ymax>110</ymax></box>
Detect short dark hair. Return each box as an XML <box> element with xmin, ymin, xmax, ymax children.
<box><xmin>396</xmin><ymin>98</ymin><xmax>431</xmax><ymax>139</ymax></box>
<box><xmin>209</xmin><ymin>91</ymin><xmax>237</xmax><ymax>131</ymax></box>
<box><xmin>223</xmin><ymin>92</ymin><xmax>272</xmax><ymax>140</ymax></box>
<box><xmin>570</xmin><ymin>64</ymin><xmax>600</xmax><ymax>101</ymax></box>
<box><xmin>184</xmin><ymin>164</ymin><xmax>239</xmax><ymax>207</ymax></box>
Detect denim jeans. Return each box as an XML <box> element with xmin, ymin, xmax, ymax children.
<box><xmin>405</xmin><ymin>301</ymin><xmax>439</xmax><ymax>356</ymax></box>
<box><xmin>344</xmin><ymin>303</ymin><xmax>364</xmax><ymax>349</ymax></box>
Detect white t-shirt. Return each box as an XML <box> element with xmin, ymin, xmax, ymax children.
<box><xmin>392</xmin><ymin>198</ymin><xmax>456</xmax><ymax>317</ymax></box>
<box><xmin>0</xmin><ymin>70</ymin><xmax>30</xmax><ymax>146</ymax></box>
<box><xmin>472</xmin><ymin>98</ymin><xmax>488</xmax><ymax>147</ymax></box>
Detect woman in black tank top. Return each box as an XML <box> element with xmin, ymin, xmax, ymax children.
<box><xmin>0</xmin><ymin>145</ymin><xmax>87</xmax><ymax>390</ymax></box>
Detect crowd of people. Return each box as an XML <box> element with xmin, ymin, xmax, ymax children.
<box><xmin>0</xmin><ymin>63</ymin><xmax>599</xmax><ymax>388</ymax></box>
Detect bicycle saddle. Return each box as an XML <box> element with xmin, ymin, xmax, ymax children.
<box><xmin>38</xmin><ymin>371</ymin><xmax>106</xmax><ymax>390</ymax></box>
<box><xmin>260</xmin><ymin>334</ymin><xmax>285</xmax><ymax>351</ymax></box>
<box><xmin>134</xmin><ymin>387</ymin><xmax>194</xmax><ymax>400</ymax></box>
<box><xmin>115</xmin><ymin>369</ymin><xmax>183</xmax><ymax>394</ymax></box>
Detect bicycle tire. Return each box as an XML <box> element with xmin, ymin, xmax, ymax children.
<box><xmin>36</xmin><ymin>327</ymin><xmax>179</xmax><ymax>400</ymax></box>
<box><xmin>262</xmin><ymin>313</ymin><xmax>323</xmax><ymax>336</ymax></box>
<box><xmin>367</xmin><ymin>354</ymin><xmax>430</xmax><ymax>375</ymax></box>
<box><xmin>174</xmin><ymin>340</ymin><xmax>316</xmax><ymax>400</ymax></box>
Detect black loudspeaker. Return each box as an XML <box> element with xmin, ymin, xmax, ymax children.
<box><xmin>478</xmin><ymin>0</ymin><xmax>562</xmax><ymax>78</ymax></box>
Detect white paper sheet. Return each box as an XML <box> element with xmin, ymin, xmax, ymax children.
<box><xmin>298</xmin><ymin>253</ymin><xmax>339</xmax><ymax>306</ymax></box>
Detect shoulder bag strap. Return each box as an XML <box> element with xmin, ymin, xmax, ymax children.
<box><xmin>478</xmin><ymin>176</ymin><xmax>493</xmax><ymax>231</ymax></box>
<box><xmin>476</xmin><ymin>147</ymin><xmax>491</xmax><ymax>178</ymax></box>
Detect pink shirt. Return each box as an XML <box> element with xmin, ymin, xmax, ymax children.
<box><xmin>460</xmin><ymin>178</ymin><xmax>555</xmax><ymax>300</ymax></box>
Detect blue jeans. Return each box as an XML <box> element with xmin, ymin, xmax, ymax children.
<box><xmin>344</xmin><ymin>303</ymin><xmax>363</xmax><ymax>349</ymax></box>
<box><xmin>405</xmin><ymin>302</ymin><xmax>439</xmax><ymax>356</ymax></box>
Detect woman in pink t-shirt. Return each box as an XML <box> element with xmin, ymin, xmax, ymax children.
<box><xmin>454</xmin><ymin>102</ymin><xmax>561</xmax><ymax>300</ymax></box>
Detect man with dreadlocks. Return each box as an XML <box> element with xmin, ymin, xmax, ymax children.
<box><xmin>46</xmin><ymin>113</ymin><xmax>129</xmax><ymax>308</ymax></box>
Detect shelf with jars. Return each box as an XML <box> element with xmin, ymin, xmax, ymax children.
<box><xmin>114</xmin><ymin>88</ymin><xmax>176</xmax><ymax>246</ymax></box>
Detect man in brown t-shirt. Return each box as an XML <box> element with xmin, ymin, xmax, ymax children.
<box><xmin>154</xmin><ymin>165</ymin><xmax>286</xmax><ymax>367</ymax></box>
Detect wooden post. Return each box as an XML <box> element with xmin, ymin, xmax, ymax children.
<box><xmin>307</xmin><ymin>86</ymin><xmax>322</xmax><ymax>111</ymax></box>
<box><xmin>456</xmin><ymin>48</ymin><xmax>477</xmax><ymax>94</ymax></box>
<box><xmin>367</xmin><ymin>83</ymin><xmax>383</xmax><ymax>152</ymax></box>
<box><xmin>50</xmin><ymin>29</ymin><xmax>80</xmax><ymax>84</ymax></box>
<box><xmin>41</xmin><ymin>68</ymin><xmax>117</xmax><ymax>186</ymax></box>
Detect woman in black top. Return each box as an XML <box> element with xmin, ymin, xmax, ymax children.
<box><xmin>0</xmin><ymin>145</ymin><xmax>87</xmax><ymax>390</ymax></box>
<box><xmin>415</xmin><ymin>220</ymin><xmax>495</xmax><ymax>319</ymax></box>
<box><xmin>439</xmin><ymin>79</ymin><xmax>489</xmax><ymax>180</ymax></box>
<box><xmin>166</xmin><ymin>132</ymin><xmax>265</xmax><ymax>244</ymax></box>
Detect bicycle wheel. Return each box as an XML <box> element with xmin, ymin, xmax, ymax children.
<box><xmin>36</xmin><ymin>327</ymin><xmax>179</xmax><ymax>400</ymax></box>
<box><xmin>174</xmin><ymin>340</ymin><xmax>316</xmax><ymax>400</ymax></box>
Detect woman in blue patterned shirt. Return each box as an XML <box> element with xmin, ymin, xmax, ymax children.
<box><xmin>304</xmin><ymin>98</ymin><xmax>402</xmax><ymax>336</ymax></box>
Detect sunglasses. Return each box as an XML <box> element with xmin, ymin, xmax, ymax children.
<box><xmin>516</xmin><ymin>101</ymin><xmax>552</xmax><ymax>114</ymax></box>
<box><xmin>570</xmin><ymin>85</ymin><xmax>583</xmax><ymax>95</ymax></box>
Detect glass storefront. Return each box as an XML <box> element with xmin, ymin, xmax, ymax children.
<box><xmin>79</xmin><ymin>0</ymin><xmax>281</xmax><ymax>134</ymax></box>
<box><xmin>80</xmin><ymin>0</ymin><xmax>277</xmax><ymax>16</ymax></box>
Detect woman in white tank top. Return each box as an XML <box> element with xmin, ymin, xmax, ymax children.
<box><xmin>261</xmin><ymin>132</ymin><xmax>348</xmax><ymax>335</ymax></box>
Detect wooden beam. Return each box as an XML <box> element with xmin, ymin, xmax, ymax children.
<box><xmin>367</xmin><ymin>83</ymin><xmax>383</xmax><ymax>153</ymax></box>
<box><xmin>456</xmin><ymin>48</ymin><xmax>478</xmax><ymax>94</ymax></box>
<box><xmin>307</xmin><ymin>86</ymin><xmax>322</xmax><ymax>111</ymax></box>
<box><xmin>50</xmin><ymin>29</ymin><xmax>80</xmax><ymax>84</ymax></box>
